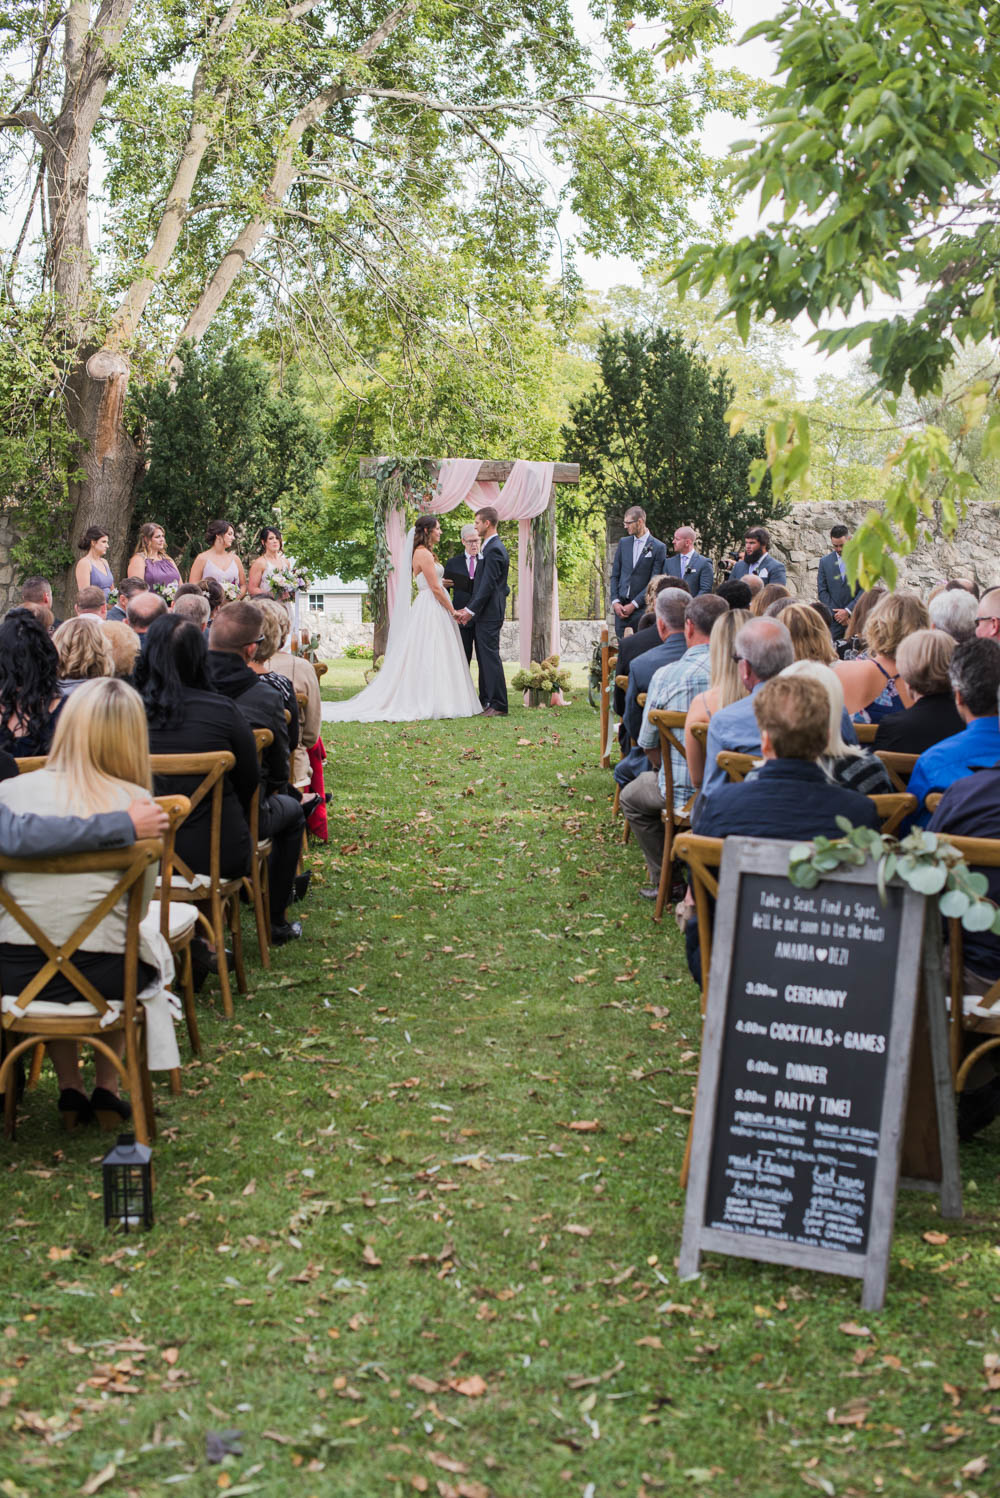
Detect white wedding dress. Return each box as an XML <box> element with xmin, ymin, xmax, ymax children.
<box><xmin>323</xmin><ymin>559</ymin><xmax>483</xmax><ymax>723</ymax></box>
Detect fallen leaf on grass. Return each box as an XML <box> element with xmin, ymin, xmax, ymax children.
<box><xmin>943</xmin><ymin>1381</ymin><xmax>961</xmax><ymax>1407</ymax></box>
<box><xmin>427</xmin><ymin>1453</ymin><xmax>469</xmax><ymax>1475</ymax></box>
<box><xmin>984</xmin><ymin>1353</ymin><xmax>1000</xmax><ymax>1390</ymax></box>
<box><xmin>162</xmin><ymin>1348</ymin><xmax>179</xmax><ymax>1365</ymax></box>
<box><xmin>449</xmin><ymin>1375</ymin><xmax>487</xmax><ymax>1398</ymax></box>
<box><xmin>826</xmin><ymin>1399</ymin><xmax>869</xmax><ymax>1427</ymax></box>
<box><xmin>837</xmin><ymin>1321</ymin><xmax>872</xmax><ymax>1338</ymax></box>
<box><xmin>922</xmin><ymin>1230</ymin><xmax>949</xmax><ymax>1245</ymax></box>
<box><xmin>635</xmin><ymin>1336</ymin><xmax>663</xmax><ymax>1349</ymax></box>
<box><xmin>79</xmin><ymin>1465</ymin><xmax>116</xmax><ymax>1495</ymax></box>
<box><xmin>561</xmin><ymin>1120</ymin><xmax>601</xmax><ymax>1133</ymax></box>
<box><xmin>242</xmin><ymin>1180</ymin><xmax>256</xmax><ymax>1197</ymax></box>
<box><xmin>47</xmin><ymin>1247</ymin><xmax>73</xmax><ymax>1262</ymax></box>
<box><xmin>563</xmin><ymin>1224</ymin><xmax>592</xmax><ymax>1238</ymax></box>
<box><xmin>361</xmin><ymin>1244</ymin><xmax>382</xmax><ymax>1268</ymax></box>
<box><xmin>961</xmin><ymin>1455</ymin><xmax>989</xmax><ymax>1478</ymax></box>
<box><xmin>408</xmin><ymin>1375</ymin><xmax>440</xmax><ymax>1394</ymax></box>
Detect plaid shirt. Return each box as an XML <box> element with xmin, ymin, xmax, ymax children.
<box><xmin>637</xmin><ymin>643</ymin><xmax>711</xmax><ymax>808</ymax></box>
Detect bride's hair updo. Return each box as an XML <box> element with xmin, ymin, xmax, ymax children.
<box><xmin>413</xmin><ymin>515</ymin><xmax>439</xmax><ymax>554</ymax></box>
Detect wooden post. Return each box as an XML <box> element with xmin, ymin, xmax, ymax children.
<box><xmin>529</xmin><ymin>481</ymin><xmax>558</xmax><ymax>665</ymax></box>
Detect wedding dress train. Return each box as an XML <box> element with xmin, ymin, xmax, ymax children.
<box><xmin>322</xmin><ymin>564</ymin><xmax>483</xmax><ymax>723</ymax></box>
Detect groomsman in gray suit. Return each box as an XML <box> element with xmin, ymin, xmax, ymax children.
<box><xmin>665</xmin><ymin>526</ymin><xmax>714</xmax><ymax>596</ymax></box>
<box><xmin>817</xmin><ymin>523</ymin><xmax>862</xmax><ymax>640</ymax></box>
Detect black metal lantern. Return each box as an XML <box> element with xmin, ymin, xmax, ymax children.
<box><xmin>102</xmin><ymin>1133</ymin><xmax>154</xmax><ymax>1232</ymax></box>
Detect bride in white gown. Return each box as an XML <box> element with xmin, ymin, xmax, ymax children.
<box><xmin>323</xmin><ymin>517</ymin><xmax>483</xmax><ymax>723</ymax></box>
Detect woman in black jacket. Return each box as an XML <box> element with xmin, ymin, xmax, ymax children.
<box><xmin>133</xmin><ymin>615</ymin><xmax>257</xmax><ymax>880</ymax></box>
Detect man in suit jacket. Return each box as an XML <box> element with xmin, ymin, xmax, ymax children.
<box><xmin>817</xmin><ymin>524</ymin><xmax>862</xmax><ymax>639</ymax></box>
<box><xmin>443</xmin><ymin>524</ymin><xmax>480</xmax><ymax>662</ymax></box>
<box><xmin>609</xmin><ymin>506</ymin><xmax>668</xmax><ymax>639</ymax></box>
<box><xmin>457</xmin><ymin>506</ymin><xmax>509</xmax><ymax>715</ymax></box>
<box><xmin>729</xmin><ymin>526</ymin><xmax>787</xmax><ymax>588</ymax></box>
<box><xmin>665</xmin><ymin>526</ymin><xmax>714</xmax><ymax>595</ymax></box>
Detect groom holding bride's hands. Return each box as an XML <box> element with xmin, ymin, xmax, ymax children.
<box><xmin>455</xmin><ymin>507</ymin><xmax>509</xmax><ymax>717</ymax></box>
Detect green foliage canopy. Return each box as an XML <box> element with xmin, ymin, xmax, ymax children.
<box><xmin>562</xmin><ymin>325</ymin><xmax>783</xmax><ymax>561</ymax></box>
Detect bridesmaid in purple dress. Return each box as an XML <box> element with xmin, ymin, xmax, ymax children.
<box><xmin>74</xmin><ymin>527</ymin><xmax>115</xmax><ymax>601</ymax></box>
<box><xmin>127</xmin><ymin>522</ymin><xmax>183</xmax><ymax>598</ymax></box>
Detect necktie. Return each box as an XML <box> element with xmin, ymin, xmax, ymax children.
<box><xmin>469</xmin><ymin>555</ymin><xmax>476</xmax><ymax>578</ymax></box>
<box><xmin>680</xmin><ymin>555</ymin><xmax>688</xmax><ymax>577</ymax></box>
<box><xmin>837</xmin><ymin>557</ymin><xmax>846</xmax><ymax>582</ymax></box>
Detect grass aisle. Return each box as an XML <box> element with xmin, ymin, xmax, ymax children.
<box><xmin>4</xmin><ymin>665</ymin><xmax>998</xmax><ymax>1498</ymax></box>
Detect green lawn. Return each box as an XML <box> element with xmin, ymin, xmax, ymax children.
<box><xmin>3</xmin><ymin>675</ymin><xmax>998</xmax><ymax>1498</ymax></box>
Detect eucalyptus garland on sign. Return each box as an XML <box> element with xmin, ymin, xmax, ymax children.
<box><xmin>788</xmin><ymin>819</ymin><xmax>1000</xmax><ymax>935</ymax></box>
<box><xmin>369</xmin><ymin>457</ymin><xmax>441</xmax><ymax>625</ymax></box>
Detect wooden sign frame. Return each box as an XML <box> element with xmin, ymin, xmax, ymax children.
<box><xmin>678</xmin><ymin>837</ymin><xmax>962</xmax><ymax>1311</ymax></box>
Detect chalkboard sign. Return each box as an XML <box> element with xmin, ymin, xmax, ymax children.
<box><xmin>679</xmin><ymin>837</ymin><xmax>960</xmax><ymax>1310</ymax></box>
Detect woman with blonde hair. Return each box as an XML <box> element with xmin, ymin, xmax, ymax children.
<box><xmin>53</xmin><ymin>616</ymin><xmax>114</xmax><ymax>694</ymax></box>
<box><xmin>0</xmin><ymin>678</ymin><xmax>172</xmax><ymax>1129</ymax></box>
<box><xmin>873</xmin><ymin>628</ymin><xmax>964</xmax><ymax>753</ymax></box>
<box><xmin>782</xmin><ymin>602</ymin><xmax>837</xmax><ymax>665</ymax></box>
<box><xmin>781</xmin><ymin>660</ymin><xmax>892</xmax><ymax>793</ymax></box>
<box><xmin>684</xmin><ymin>609</ymin><xmax>751</xmax><ymax>789</ymax></box>
<box><xmin>102</xmin><ymin>621</ymin><xmax>142</xmax><ymax>679</ymax></box>
<box><xmin>833</xmin><ymin>591</ymin><xmax>928</xmax><ymax>722</ymax></box>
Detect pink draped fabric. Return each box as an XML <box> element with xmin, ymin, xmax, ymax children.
<box><xmin>383</xmin><ymin>459</ymin><xmax>556</xmax><ymax>672</ymax></box>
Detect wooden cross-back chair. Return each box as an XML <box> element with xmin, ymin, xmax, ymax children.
<box><xmin>921</xmin><ymin>832</ymin><xmax>1000</xmax><ymax>1099</ymax></box>
<box><xmin>874</xmin><ymin>751</ymin><xmax>918</xmax><ymax>792</ymax></box>
<box><xmin>870</xmin><ymin>793</ymin><xmax>916</xmax><ymax>836</ymax></box>
<box><xmin>854</xmin><ymin>722</ymin><xmax>878</xmax><ymax>744</ymax></box>
<box><xmin>672</xmin><ymin>832</ymin><xmax>724</xmax><ymax>1188</ymax></box>
<box><xmin>716</xmin><ymin>750</ymin><xmax>758</xmax><ymax>783</ymax></box>
<box><xmin>245</xmin><ymin>729</ymin><xmax>274</xmax><ymax>969</ymax></box>
<box><xmin>149</xmin><ymin>752</ymin><xmax>246</xmax><ymax>1018</ymax></box>
<box><xmin>646</xmin><ymin>708</ymin><xmax>696</xmax><ymax>923</ymax></box>
<box><xmin>0</xmin><ymin>837</ymin><xmax>163</xmax><ymax>1143</ymax></box>
<box><xmin>149</xmin><ymin>794</ymin><xmax>198</xmax><ymax>1089</ymax></box>
<box><xmin>599</xmin><ymin>625</ymin><xmax>617</xmax><ymax>769</ymax></box>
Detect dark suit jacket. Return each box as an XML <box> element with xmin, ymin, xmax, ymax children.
<box><xmin>623</xmin><ymin>633</ymin><xmax>687</xmax><ymax>743</ymax></box>
<box><xmin>613</xmin><ymin>624</ymin><xmax>659</xmax><ymax>717</ymax></box>
<box><xmin>609</xmin><ymin>532</ymin><xmax>668</xmax><ymax>613</ymax></box>
<box><xmin>665</xmin><ymin>551</ymin><xmax>714</xmax><ymax>596</ymax></box>
<box><xmin>817</xmin><ymin>551</ymin><xmax>862</xmax><ymax>638</ymax></box>
<box><xmin>693</xmin><ymin>758</ymin><xmax>881</xmax><ymax>839</ymax></box>
<box><xmin>873</xmin><ymin>693</ymin><xmax>964</xmax><ymax>756</ymax></box>
<box><xmin>208</xmin><ymin>650</ymin><xmax>290</xmax><ymax>797</ymax></box>
<box><xmin>443</xmin><ymin>550</ymin><xmax>477</xmax><ymax>612</ymax></box>
<box><xmin>466</xmin><ymin>535</ymin><xmax>509</xmax><ymax>624</ymax></box>
<box><xmin>730</xmin><ymin>553</ymin><xmax>787</xmax><ymax>588</ymax></box>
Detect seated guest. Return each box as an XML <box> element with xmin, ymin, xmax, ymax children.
<box><xmin>873</xmin><ymin>630</ymin><xmax>963</xmax><ymax>754</ymax></box>
<box><xmin>247</xmin><ymin>599</ymin><xmax>302</xmax><ymax>778</ymax></box>
<box><xmin>135</xmin><ymin>615</ymin><xmax>256</xmax><ymax>883</ymax></box>
<box><xmin>615</xmin><ymin>588</ymin><xmax>691</xmax><ymax>783</ymax></box>
<box><xmin>929</xmin><ymin>587</ymin><xmax>977</xmax><ymax>643</ymax></box>
<box><xmin>107</xmin><ymin>576</ymin><xmax>149</xmax><ymax>624</ymax></box>
<box><xmin>21</xmin><ymin>602</ymin><xmax>54</xmax><ymax>634</ymax></box>
<box><xmin>833</xmin><ymin>591</ymin><xmax>928</xmax><ymax>721</ymax></box>
<box><xmin>173</xmin><ymin>591</ymin><xmax>211</xmax><ymax>631</ymax></box>
<box><xmin>74</xmin><ymin>584</ymin><xmax>108</xmax><ymax>619</ymax></box>
<box><xmin>946</xmin><ymin>576</ymin><xmax>979</xmax><ymax>599</ymax></box>
<box><xmin>684</xmin><ymin>609</ymin><xmax>751</xmax><ymax>790</ymax></box>
<box><xmin>636</xmin><ymin>574</ymin><xmax>683</xmax><ymax>633</ymax></box>
<box><xmin>21</xmin><ymin>576</ymin><xmax>58</xmax><ymax>622</ymax></box>
<box><xmin>687</xmin><ymin>677</ymin><xmax>881</xmax><ymax>983</ymax></box>
<box><xmin>699</xmin><ymin>617</ymin><xmax>796</xmax><ymax>800</ymax></box>
<box><xmin>837</xmin><ymin>584</ymin><xmax>888</xmax><ymax>659</ymax></box>
<box><xmin>621</xmin><ymin>595</ymin><xmax>728</xmax><ymax>896</ymax></box>
<box><xmin>102</xmin><ymin>621</ymin><xmax>142</xmax><ymax>680</ymax></box>
<box><xmin>906</xmin><ymin>637</ymin><xmax>1000</xmax><ymax>823</ymax></box>
<box><xmin>0</xmin><ymin>678</ymin><xmax>171</xmax><ymax>1128</ymax></box>
<box><xmin>127</xmin><ymin>590</ymin><xmax>168</xmax><ymax>640</ymax></box>
<box><xmin>0</xmin><ymin>609</ymin><xmax>64</xmax><ymax>756</ymax></box>
<box><xmin>750</xmin><ymin>582</ymin><xmax>790</xmax><ymax>616</ymax></box>
<box><xmin>208</xmin><ymin>603</ymin><xmax>305</xmax><ymax>945</ymax></box>
<box><xmin>928</xmin><ymin>755</ymin><xmax>1000</xmax><ymax>1138</ymax></box>
<box><xmin>975</xmin><ymin>585</ymin><xmax>1000</xmax><ymax>642</ymax></box>
<box><xmin>764</xmin><ymin>595</ymin><xmax>796</xmax><ymax>618</ymax></box>
<box><xmin>716</xmin><ymin>578</ymin><xmax>752</xmax><ymax>611</ymax></box>
<box><xmin>810</xmin><ymin>600</ymin><xmax>835</xmax><ymax>635</ymax></box>
<box><xmin>613</xmin><ymin>576</ymin><xmax>676</xmax><ymax>721</ymax></box>
<box><xmin>743</xmin><ymin>573</ymin><xmax>764</xmax><ymax>603</ymax></box>
<box><xmin>781</xmin><ymin>661</ymin><xmax>892</xmax><ymax>794</ymax></box>
<box><xmin>781</xmin><ymin>603</ymin><xmax>837</xmax><ymax>665</ymax></box>
<box><xmin>259</xmin><ymin>598</ymin><xmax>323</xmax><ymax>793</ymax></box>
<box><xmin>54</xmin><ymin>616</ymin><xmax>114</xmax><ymax>694</ymax></box>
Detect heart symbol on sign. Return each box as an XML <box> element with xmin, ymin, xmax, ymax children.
<box><xmin>815</xmin><ymin>948</ymin><xmax>829</xmax><ymax>962</ymax></box>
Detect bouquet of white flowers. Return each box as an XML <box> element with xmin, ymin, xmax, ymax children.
<box><xmin>268</xmin><ymin>566</ymin><xmax>307</xmax><ymax>600</ymax></box>
<box><xmin>152</xmin><ymin>579</ymin><xmax>179</xmax><ymax>604</ymax></box>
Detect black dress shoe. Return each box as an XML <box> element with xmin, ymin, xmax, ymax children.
<box><xmin>59</xmin><ymin>1088</ymin><xmax>94</xmax><ymax>1131</ymax></box>
<box><xmin>270</xmin><ymin>920</ymin><xmax>302</xmax><ymax>946</ymax></box>
<box><xmin>290</xmin><ymin>871</ymin><xmax>311</xmax><ymax>904</ymax></box>
<box><xmin>91</xmin><ymin>1087</ymin><xmax>132</xmax><ymax>1132</ymax></box>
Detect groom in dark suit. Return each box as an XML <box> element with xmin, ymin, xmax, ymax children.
<box><xmin>457</xmin><ymin>506</ymin><xmax>509</xmax><ymax>716</ymax></box>
<box><xmin>609</xmin><ymin>507</ymin><xmax>668</xmax><ymax>639</ymax></box>
<box><xmin>817</xmin><ymin>524</ymin><xmax>862</xmax><ymax>640</ymax></box>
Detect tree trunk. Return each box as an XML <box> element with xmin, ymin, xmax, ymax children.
<box><xmin>529</xmin><ymin>483</ymin><xmax>557</xmax><ymax>664</ymax></box>
<box><xmin>62</xmin><ymin>350</ymin><xmax>141</xmax><ymax>612</ymax></box>
<box><xmin>373</xmin><ymin>598</ymin><xmax>389</xmax><ymax>661</ymax></box>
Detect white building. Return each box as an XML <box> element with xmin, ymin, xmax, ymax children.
<box><xmin>304</xmin><ymin>575</ymin><xmax>368</xmax><ymax>627</ymax></box>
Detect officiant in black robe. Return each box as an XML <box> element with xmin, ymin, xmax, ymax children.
<box><xmin>443</xmin><ymin>525</ymin><xmax>480</xmax><ymax>662</ymax></box>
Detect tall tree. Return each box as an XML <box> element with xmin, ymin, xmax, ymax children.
<box><xmin>562</xmin><ymin>326</ymin><xmax>783</xmax><ymax>563</ymax></box>
<box><xmin>674</xmin><ymin>0</ymin><xmax>1000</xmax><ymax>585</ymax></box>
<box><xmin>0</xmin><ymin>0</ymin><xmax>762</xmax><ymax>598</ymax></box>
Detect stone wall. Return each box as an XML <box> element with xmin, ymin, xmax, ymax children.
<box><xmin>766</xmin><ymin>500</ymin><xmax>1000</xmax><ymax>599</ymax></box>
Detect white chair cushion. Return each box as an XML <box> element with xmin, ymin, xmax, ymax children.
<box><xmin>145</xmin><ymin>902</ymin><xmax>198</xmax><ymax>940</ymax></box>
<box><xmin>156</xmin><ymin>870</ymin><xmax>212</xmax><ymax>893</ymax></box>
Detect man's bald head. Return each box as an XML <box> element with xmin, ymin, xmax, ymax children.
<box><xmin>126</xmin><ymin>592</ymin><xmax>168</xmax><ymax>632</ymax></box>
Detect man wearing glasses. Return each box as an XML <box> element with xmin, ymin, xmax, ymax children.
<box><xmin>975</xmin><ymin>587</ymin><xmax>1000</xmax><ymax>640</ymax></box>
<box><xmin>208</xmin><ymin>602</ymin><xmax>306</xmax><ymax>945</ymax></box>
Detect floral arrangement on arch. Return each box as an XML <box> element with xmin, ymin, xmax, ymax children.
<box><xmin>511</xmin><ymin>655</ymin><xmax>571</xmax><ymax>694</ymax></box>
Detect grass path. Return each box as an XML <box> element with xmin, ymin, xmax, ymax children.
<box><xmin>3</xmin><ymin>667</ymin><xmax>998</xmax><ymax>1498</ymax></box>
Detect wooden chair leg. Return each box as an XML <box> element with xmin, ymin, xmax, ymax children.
<box><xmin>612</xmin><ymin>783</ymin><xmax>621</xmax><ymax>818</ymax></box>
<box><xmin>248</xmin><ymin>866</ymin><xmax>271</xmax><ymax>969</ymax></box>
<box><xmin>209</xmin><ymin>893</ymin><xmax>234</xmax><ymax>1018</ymax></box>
<box><xmin>653</xmin><ymin>824</ymin><xmax>674</xmax><ymax>923</ymax></box>
<box><xmin>168</xmin><ymin>1067</ymin><xmax>182</xmax><ymax>1095</ymax></box>
<box><xmin>229</xmin><ymin>893</ymin><xmax>248</xmax><ymax>994</ymax></box>
<box><xmin>27</xmin><ymin>1041</ymin><xmax>45</xmax><ymax>1089</ymax></box>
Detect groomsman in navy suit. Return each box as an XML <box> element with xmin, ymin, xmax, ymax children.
<box><xmin>817</xmin><ymin>523</ymin><xmax>862</xmax><ymax>640</ymax></box>
<box><xmin>729</xmin><ymin>526</ymin><xmax>787</xmax><ymax>588</ymax></box>
<box><xmin>665</xmin><ymin>526</ymin><xmax>714</xmax><ymax>596</ymax></box>
<box><xmin>609</xmin><ymin>507</ymin><xmax>668</xmax><ymax>639</ymax></box>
